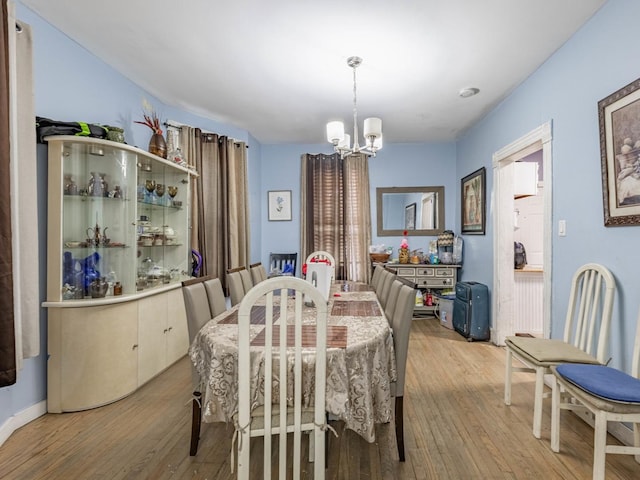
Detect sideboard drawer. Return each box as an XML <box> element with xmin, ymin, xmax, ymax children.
<box><xmin>416</xmin><ymin>267</ymin><xmax>435</xmax><ymax>277</ymax></box>
<box><xmin>435</xmin><ymin>267</ymin><xmax>455</xmax><ymax>277</ymax></box>
<box><xmin>416</xmin><ymin>276</ymin><xmax>456</xmax><ymax>288</ymax></box>
<box><xmin>396</xmin><ymin>267</ymin><xmax>417</xmax><ymax>276</ymax></box>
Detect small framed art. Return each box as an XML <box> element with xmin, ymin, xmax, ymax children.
<box><xmin>268</xmin><ymin>190</ymin><xmax>292</xmax><ymax>221</ymax></box>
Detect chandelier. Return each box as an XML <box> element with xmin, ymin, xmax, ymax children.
<box><xmin>326</xmin><ymin>56</ymin><xmax>382</xmax><ymax>158</ymax></box>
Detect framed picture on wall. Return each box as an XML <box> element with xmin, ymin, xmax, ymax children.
<box><xmin>599</xmin><ymin>77</ymin><xmax>640</xmax><ymax>226</ymax></box>
<box><xmin>461</xmin><ymin>167</ymin><xmax>486</xmax><ymax>235</ymax></box>
<box><xmin>267</xmin><ymin>190</ymin><xmax>292</xmax><ymax>221</ymax></box>
<box><xmin>404</xmin><ymin>202</ymin><xmax>416</xmax><ymax>230</ymax></box>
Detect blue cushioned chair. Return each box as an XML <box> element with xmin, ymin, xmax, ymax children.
<box><xmin>550</xmin><ymin>306</ymin><xmax>640</xmax><ymax>480</ymax></box>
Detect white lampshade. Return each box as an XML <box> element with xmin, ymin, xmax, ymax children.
<box><xmin>363</xmin><ymin>117</ymin><xmax>382</xmax><ymax>138</ymax></box>
<box><xmin>338</xmin><ymin>133</ymin><xmax>351</xmax><ymax>149</ymax></box>
<box><xmin>326</xmin><ymin>121</ymin><xmax>345</xmax><ymax>144</ymax></box>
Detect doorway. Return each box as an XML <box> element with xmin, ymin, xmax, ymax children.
<box><xmin>492</xmin><ymin>122</ymin><xmax>553</xmax><ymax>345</ymax></box>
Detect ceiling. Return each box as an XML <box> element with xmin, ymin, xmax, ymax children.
<box><xmin>21</xmin><ymin>0</ymin><xmax>606</xmax><ymax>145</ymax></box>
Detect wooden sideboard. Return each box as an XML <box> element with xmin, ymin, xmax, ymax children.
<box><xmin>386</xmin><ymin>264</ymin><xmax>460</xmax><ymax>315</ymax></box>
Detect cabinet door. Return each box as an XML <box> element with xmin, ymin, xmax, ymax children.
<box><xmin>137</xmin><ymin>294</ymin><xmax>169</xmax><ymax>386</ymax></box>
<box><xmin>166</xmin><ymin>288</ymin><xmax>189</xmax><ymax>365</ymax></box>
<box><xmin>48</xmin><ymin>303</ymin><xmax>138</xmax><ymax>412</ymax></box>
<box><xmin>57</xmin><ymin>142</ymin><xmax>137</xmax><ymax>300</ymax></box>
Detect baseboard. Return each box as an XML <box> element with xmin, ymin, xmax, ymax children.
<box><xmin>0</xmin><ymin>400</ymin><xmax>47</xmax><ymax>447</ymax></box>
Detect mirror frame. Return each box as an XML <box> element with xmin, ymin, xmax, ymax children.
<box><xmin>376</xmin><ymin>186</ymin><xmax>445</xmax><ymax>236</ymax></box>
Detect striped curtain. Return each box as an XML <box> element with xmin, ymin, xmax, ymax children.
<box><xmin>300</xmin><ymin>153</ymin><xmax>371</xmax><ymax>283</ymax></box>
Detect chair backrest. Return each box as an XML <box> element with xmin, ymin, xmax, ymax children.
<box><xmin>269</xmin><ymin>252</ymin><xmax>298</xmax><ymax>277</ymax></box>
<box><xmin>391</xmin><ymin>284</ymin><xmax>416</xmax><ymax>397</ymax></box>
<box><xmin>236</xmin><ymin>276</ymin><xmax>328</xmax><ymax>479</ymax></box>
<box><xmin>182</xmin><ymin>276</ymin><xmax>214</xmax><ymax>388</ymax></box>
<box><xmin>563</xmin><ymin>263</ymin><xmax>616</xmax><ymax>363</ymax></box>
<box><xmin>239</xmin><ymin>267</ymin><xmax>254</xmax><ymax>293</ymax></box>
<box><xmin>384</xmin><ymin>279</ymin><xmax>403</xmax><ymax>322</ymax></box>
<box><xmin>250</xmin><ymin>262</ymin><xmax>268</xmax><ymax>284</ymax></box>
<box><xmin>370</xmin><ymin>265</ymin><xmax>384</xmax><ymax>289</ymax></box>
<box><xmin>377</xmin><ymin>271</ymin><xmax>396</xmax><ymax>309</ymax></box>
<box><xmin>305</xmin><ymin>250</ymin><xmax>336</xmax><ymax>282</ymax></box>
<box><xmin>203</xmin><ymin>277</ymin><xmax>227</xmax><ymax>318</ymax></box>
<box><xmin>226</xmin><ymin>267</ymin><xmax>246</xmax><ymax>307</ymax></box>
<box><xmin>374</xmin><ymin>268</ymin><xmax>392</xmax><ymax>295</ymax></box>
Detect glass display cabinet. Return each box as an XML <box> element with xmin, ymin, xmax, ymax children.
<box><xmin>43</xmin><ymin>135</ymin><xmax>197</xmax><ymax>412</ymax></box>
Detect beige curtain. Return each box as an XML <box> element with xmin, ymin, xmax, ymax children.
<box><xmin>179</xmin><ymin>127</ymin><xmax>249</xmax><ymax>288</ymax></box>
<box><xmin>300</xmin><ymin>153</ymin><xmax>371</xmax><ymax>283</ymax></box>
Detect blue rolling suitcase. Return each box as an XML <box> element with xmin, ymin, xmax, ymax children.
<box><xmin>453</xmin><ymin>281</ymin><xmax>490</xmax><ymax>341</ymax></box>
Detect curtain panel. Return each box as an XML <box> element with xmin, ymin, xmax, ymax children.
<box><xmin>179</xmin><ymin>127</ymin><xmax>249</xmax><ymax>289</ymax></box>
<box><xmin>0</xmin><ymin>0</ymin><xmax>16</xmax><ymax>387</ymax></box>
<box><xmin>300</xmin><ymin>153</ymin><xmax>371</xmax><ymax>283</ymax></box>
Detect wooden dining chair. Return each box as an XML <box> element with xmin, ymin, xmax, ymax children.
<box><xmin>235</xmin><ymin>276</ymin><xmax>330</xmax><ymax>479</ymax></box>
<box><xmin>203</xmin><ymin>277</ymin><xmax>227</xmax><ymax>318</ymax></box>
<box><xmin>305</xmin><ymin>250</ymin><xmax>336</xmax><ymax>282</ymax></box>
<box><xmin>504</xmin><ymin>263</ymin><xmax>617</xmax><ymax>438</ymax></box>
<box><xmin>269</xmin><ymin>252</ymin><xmax>298</xmax><ymax>276</ymax></box>
<box><xmin>550</xmin><ymin>305</ymin><xmax>640</xmax><ymax>480</ymax></box>
<box><xmin>391</xmin><ymin>284</ymin><xmax>416</xmax><ymax>461</ymax></box>
<box><xmin>250</xmin><ymin>262</ymin><xmax>268</xmax><ymax>285</ymax></box>
<box><xmin>181</xmin><ymin>275</ymin><xmax>214</xmax><ymax>456</ymax></box>
<box><xmin>374</xmin><ymin>268</ymin><xmax>392</xmax><ymax>296</ymax></box>
<box><xmin>227</xmin><ymin>266</ymin><xmax>246</xmax><ymax>307</ymax></box>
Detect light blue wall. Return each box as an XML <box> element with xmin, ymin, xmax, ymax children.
<box><xmin>457</xmin><ymin>0</ymin><xmax>638</xmax><ymax>370</ymax></box>
<box><xmin>258</xmin><ymin>142</ymin><xmax>457</xmax><ymax>274</ymax></box>
<box><xmin>4</xmin><ymin>0</ymin><xmax>640</xmax><ymax>434</ymax></box>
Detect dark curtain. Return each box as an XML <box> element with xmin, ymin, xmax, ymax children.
<box><xmin>0</xmin><ymin>0</ymin><xmax>16</xmax><ymax>387</ymax></box>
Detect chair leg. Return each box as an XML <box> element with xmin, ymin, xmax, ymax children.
<box><xmin>550</xmin><ymin>378</ymin><xmax>560</xmax><ymax>452</ymax></box>
<box><xmin>395</xmin><ymin>396</ymin><xmax>405</xmax><ymax>462</ymax></box>
<box><xmin>504</xmin><ymin>347</ymin><xmax>513</xmax><ymax>405</ymax></box>
<box><xmin>190</xmin><ymin>391</ymin><xmax>202</xmax><ymax>456</ymax></box>
<box><xmin>593</xmin><ymin>412</ymin><xmax>607</xmax><ymax>480</ymax></box>
<box><xmin>533</xmin><ymin>367</ymin><xmax>544</xmax><ymax>438</ymax></box>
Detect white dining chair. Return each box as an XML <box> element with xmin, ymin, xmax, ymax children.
<box><xmin>235</xmin><ymin>276</ymin><xmax>330</xmax><ymax>479</ymax></box>
<box><xmin>305</xmin><ymin>250</ymin><xmax>336</xmax><ymax>282</ymax></box>
<box><xmin>181</xmin><ymin>275</ymin><xmax>214</xmax><ymax>456</ymax></box>
<box><xmin>391</xmin><ymin>284</ymin><xmax>416</xmax><ymax>461</ymax></box>
<box><xmin>550</xmin><ymin>305</ymin><xmax>640</xmax><ymax>480</ymax></box>
<box><xmin>504</xmin><ymin>263</ymin><xmax>616</xmax><ymax>438</ymax></box>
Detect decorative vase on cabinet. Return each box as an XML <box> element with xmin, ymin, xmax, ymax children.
<box><xmin>43</xmin><ymin>135</ymin><xmax>196</xmax><ymax>413</ymax></box>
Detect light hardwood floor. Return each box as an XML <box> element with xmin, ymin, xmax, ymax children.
<box><xmin>1</xmin><ymin>318</ymin><xmax>639</xmax><ymax>479</ymax></box>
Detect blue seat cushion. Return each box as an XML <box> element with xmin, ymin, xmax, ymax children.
<box><xmin>556</xmin><ymin>363</ymin><xmax>640</xmax><ymax>404</ymax></box>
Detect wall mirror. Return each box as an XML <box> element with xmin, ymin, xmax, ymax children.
<box><xmin>376</xmin><ymin>186</ymin><xmax>445</xmax><ymax>236</ymax></box>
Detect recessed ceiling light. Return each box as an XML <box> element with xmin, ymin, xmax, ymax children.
<box><xmin>459</xmin><ymin>87</ymin><xmax>480</xmax><ymax>98</ymax></box>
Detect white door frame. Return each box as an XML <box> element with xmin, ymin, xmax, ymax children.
<box><xmin>492</xmin><ymin>121</ymin><xmax>553</xmax><ymax>345</ymax></box>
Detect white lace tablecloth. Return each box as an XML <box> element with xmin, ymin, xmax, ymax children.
<box><xmin>188</xmin><ymin>283</ymin><xmax>396</xmax><ymax>442</ymax></box>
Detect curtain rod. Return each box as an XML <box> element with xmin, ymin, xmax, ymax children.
<box><xmin>164</xmin><ymin>120</ymin><xmax>248</xmax><ymax>148</ymax></box>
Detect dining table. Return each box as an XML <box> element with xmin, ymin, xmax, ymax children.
<box><xmin>188</xmin><ymin>280</ymin><xmax>397</xmax><ymax>443</ymax></box>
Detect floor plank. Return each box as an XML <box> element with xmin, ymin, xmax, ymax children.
<box><xmin>1</xmin><ymin>317</ymin><xmax>638</xmax><ymax>478</ymax></box>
